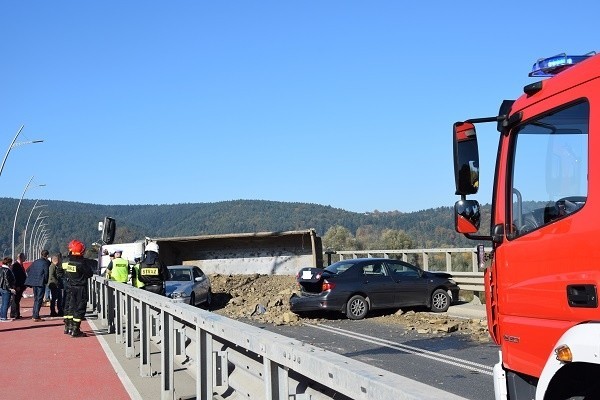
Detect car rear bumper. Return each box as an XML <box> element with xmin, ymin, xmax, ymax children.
<box><xmin>289</xmin><ymin>292</ymin><xmax>346</xmax><ymax>313</ymax></box>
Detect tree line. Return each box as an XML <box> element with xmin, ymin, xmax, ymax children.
<box><xmin>0</xmin><ymin>198</ymin><xmax>490</xmax><ymax>258</ymax></box>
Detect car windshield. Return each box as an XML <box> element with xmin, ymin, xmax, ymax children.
<box><xmin>169</xmin><ymin>269</ymin><xmax>191</xmax><ymax>281</ymax></box>
<box><xmin>324</xmin><ymin>261</ymin><xmax>356</xmax><ymax>275</ymax></box>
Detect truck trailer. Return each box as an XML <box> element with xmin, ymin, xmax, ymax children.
<box><xmin>97</xmin><ymin>229</ymin><xmax>323</xmax><ymax>277</ymax></box>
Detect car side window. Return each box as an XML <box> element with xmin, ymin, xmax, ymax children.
<box><xmin>387</xmin><ymin>262</ymin><xmax>420</xmax><ymax>279</ymax></box>
<box><xmin>193</xmin><ymin>267</ymin><xmax>205</xmax><ymax>280</ymax></box>
<box><xmin>361</xmin><ymin>262</ymin><xmax>386</xmax><ymax>276</ymax></box>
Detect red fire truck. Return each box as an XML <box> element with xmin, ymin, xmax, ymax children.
<box><xmin>452</xmin><ymin>52</ymin><xmax>599</xmax><ymax>400</ymax></box>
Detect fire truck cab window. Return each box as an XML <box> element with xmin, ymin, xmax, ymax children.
<box><xmin>510</xmin><ymin>101</ymin><xmax>589</xmax><ymax>238</ymax></box>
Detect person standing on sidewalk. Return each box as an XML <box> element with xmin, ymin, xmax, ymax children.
<box><xmin>9</xmin><ymin>253</ymin><xmax>27</xmax><ymax>319</ymax></box>
<box><xmin>24</xmin><ymin>249</ymin><xmax>50</xmax><ymax>321</ymax></box>
<box><xmin>0</xmin><ymin>257</ymin><xmax>17</xmax><ymax>322</ymax></box>
<box><xmin>138</xmin><ymin>242</ymin><xmax>169</xmax><ymax>295</ymax></box>
<box><xmin>62</xmin><ymin>240</ymin><xmax>93</xmax><ymax>337</ymax></box>
<box><xmin>130</xmin><ymin>257</ymin><xmax>145</xmax><ymax>289</ymax></box>
<box><xmin>106</xmin><ymin>249</ymin><xmax>129</xmax><ymax>283</ymax></box>
<box><xmin>47</xmin><ymin>253</ymin><xmax>64</xmax><ymax>317</ymax></box>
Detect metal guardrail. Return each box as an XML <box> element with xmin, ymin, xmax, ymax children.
<box><xmin>89</xmin><ymin>276</ymin><xmax>467</xmax><ymax>400</ymax></box>
<box><xmin>335</xmin><ymin>247</ymin><xmax>490</xmax><ymax>293</ymax></box>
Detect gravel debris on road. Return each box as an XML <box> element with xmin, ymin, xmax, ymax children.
<box><xmin>209</xmin><ymin>273</ymin><xmax>491</xmax><ymax>343</ymax></box>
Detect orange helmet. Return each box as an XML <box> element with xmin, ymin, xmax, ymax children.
<box><xmin>68</xmin><ymin>239</ymin><xmax>86</xmax><ymax>256</ymax></box>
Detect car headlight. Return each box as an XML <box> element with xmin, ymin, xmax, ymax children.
<box><xmin>171</xmin><ymin>292</ymin><xmax>187</xmax><ymax>299</ymax></box>
<box><xmin>448</xmin><ymin>279</ymin><xmax>457</xmax><ymax>285</ymax></box>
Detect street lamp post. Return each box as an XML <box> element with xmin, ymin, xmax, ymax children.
<box><xmin>23</xmin><ymin>200</ymin><xmax>47</xmax><ymax>258</ymax></box>
<box><xmin>12</xmin><ymin>176</ymin><xmax>45</xmax><ymax>260</ymax></box>
<box><xmin>39</xmin><ymin>234</ymin><xmax>50</xmax><ymax>255</ymax></box>
<box><xmin>34</xmin><ymin>230</ymin><xmax>49</xmax><ymax>257</ymax></box>
<box><xmin>0</xmin><ymin>125</ymin><xmax>44</xmax><ymax>177</ymax></box>
<box><xmin>29</xmin><ymin>212</ymin><xmax>48</xmax><ymax>258</ymax></box>
<box><xmin>32</xmin><ymin>224</ymin><xmax>48</xmax><ymax>257</ymax></box>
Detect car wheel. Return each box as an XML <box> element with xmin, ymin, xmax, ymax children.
<box><xmin>430</xmin><ymin>289</ymin><xmax>450</xmax><ymax>312</ymax></box>
<box><xmin>346</xmin><ymin>295</ymin><xmax>368</xmax><ymax>320</ymax></box>
<box><xmin>189</xmin><ymin>292</ymin><xmax>196</xmax><ymax>306</ymax></box>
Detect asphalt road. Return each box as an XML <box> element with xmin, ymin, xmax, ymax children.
<box><xmin>245</xmin><ymin>315</ymin><xmax>498</xmax><ymax>400</ymax></box>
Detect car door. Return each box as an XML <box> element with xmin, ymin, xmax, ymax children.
<box><xmin>359</xmin><ymin>261</ymin><xmax>397</xmax><ymax>308</ymax></box>
<box><xmin>192</xmin><ymin>267</ymin><xmax>208</xmax><ymax>301</ymax></box>
<box><xmin>385</xmin><ymin>260</ymin><xmax>430</xmax><ymax>307</ymax></box>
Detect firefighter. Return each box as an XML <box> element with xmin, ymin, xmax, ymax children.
<box><xmin>138</xmin><ymin>242</ymin><xmax>169</xmax><ymax>295</ymax></box>
<box><xmin>106</xmin><ymin>249</ymin><xmax>129</xmax><ymax>283</ymax></box>
<box><xmin>62</xmin><ymin>240</ymin><xmax>94</xmax><ymax>337</ymax></box>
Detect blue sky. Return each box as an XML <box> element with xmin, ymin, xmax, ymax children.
<box><xmin>0</xmin><ymin>1</ymin><xmax>597</xmax><ymax>213</ymax></box>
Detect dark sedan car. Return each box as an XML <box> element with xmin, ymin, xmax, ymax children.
<box><xmin>289</xmin><ymin>258</ymin><xmax>460</xmax><ymax>320</ymax></box>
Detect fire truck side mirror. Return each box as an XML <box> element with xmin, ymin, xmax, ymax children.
<box><xmin>453</xmin><ymin>122</ymin><xmax>480</xmax><ymax>196</ymax></box>
<box><xmin>454</xmin><ymin>199</ymin><xmax>480</xmax><ymax>234</ymax></box>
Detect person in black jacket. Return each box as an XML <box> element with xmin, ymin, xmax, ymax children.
<box><xmin>62</xmin><ymin>240</ymin><xmax>93</xmax><ymax>337</ymax></box>
<box><xmin>9</xmin><ymin>253</ymin><xmax>27</xmax><ymax>319</ymax></box>
<box><xmin>47</xmin><ymin>253</ymin><xmax>64</xmax><ymax>317</ymax></box>
<box><xmin>1</xmin><ymin>257</ymin><xmax>16</xmax><ymax>322</ymax></box>
<box><xmin>138</xmin><ymin>241</ymin><xmax>169</xmax><ymax>296</ymax></box>
<box><xmin>24</xmin><ymin>250</ymin><xmax>50</xmax><ymax>321</ymax></box>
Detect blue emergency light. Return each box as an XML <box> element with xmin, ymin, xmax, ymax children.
<box><xmin>529</xmin><ymin>52</ymin><xmax>596</xmax><ymax>77</ymax></box>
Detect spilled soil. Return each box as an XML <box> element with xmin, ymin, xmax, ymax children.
<box><xmin>208</xmin><ymin>273</ymin><xmax>491</xmax><ymax>343</ymax></box>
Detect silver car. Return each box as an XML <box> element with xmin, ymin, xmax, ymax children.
<box><xmin>166</xmin><ymin>265</ymin><xmax>212</xmax><ymax>308</ymax></box>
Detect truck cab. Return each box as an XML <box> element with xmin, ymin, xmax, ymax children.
<box><xmin>452</xmin><ymin>53</ymin><xmax>600</xmax><ymax>399</ymax></box>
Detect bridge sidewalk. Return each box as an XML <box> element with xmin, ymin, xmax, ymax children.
<box><xmin>1</xmin><ymin>292</ymin><xmax>133</xmax><ymax>400</ymax></box>
<box><xmin>1</xmin><ymin>290</ymin><xmax>487</xmax><ymax>399</ymax></box>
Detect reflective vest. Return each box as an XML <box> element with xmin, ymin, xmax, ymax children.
<box><xmin>110</xmin><ymin>257</ymin><xmax>129</xmax><ymax>283</ymax></box>
<box><xmin>131</xmin><ymin>263</ymin><xmax>145</xmax><ymax>288</ymax></box>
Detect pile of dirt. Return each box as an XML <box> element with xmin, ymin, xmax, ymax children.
<box><xmin>209</xmin><ymin>273</ymin><xmax>301</xmax><ymax>325</ymax></box>
<box><xmin>209</xmin><ymin>273</ymin><xmax>490</xmax><ymax>342</ymax></box>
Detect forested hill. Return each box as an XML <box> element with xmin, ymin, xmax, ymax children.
<box><xmin>0</xmin><ymin>198</ymin><xmax>488</xmax><ymax>256</ymax></box>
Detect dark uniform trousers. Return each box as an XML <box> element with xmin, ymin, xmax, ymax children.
<box><xmin>62</xmin><ymin>281</ymin><xmax>71</xmax><ymax>316</ymax></box>
<box><xmin>67</xmin><ymin>284</ymin><xmax>88</xmax><ymax>321</ymax></box>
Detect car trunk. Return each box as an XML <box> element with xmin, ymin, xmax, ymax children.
<box><xmin>296</xmin><ymin>267</ymin><xmax>326</xmax><ymax>294</ymax></box>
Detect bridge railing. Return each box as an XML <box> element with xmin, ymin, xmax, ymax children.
<box><xmin>89</xmin><ymin>276</ymin><xmax>467</xmax><ymax>400</ymax></box>
<box><xmin>334</xmin><ymin>247</ymin><xmax>491</xmax><ymax>293</ymax></box>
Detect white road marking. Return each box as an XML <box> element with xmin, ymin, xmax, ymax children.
<box><xmin>305</xmin><ymin>323</ymin><xmax>493</xmax><ymax>376</ymax></box>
